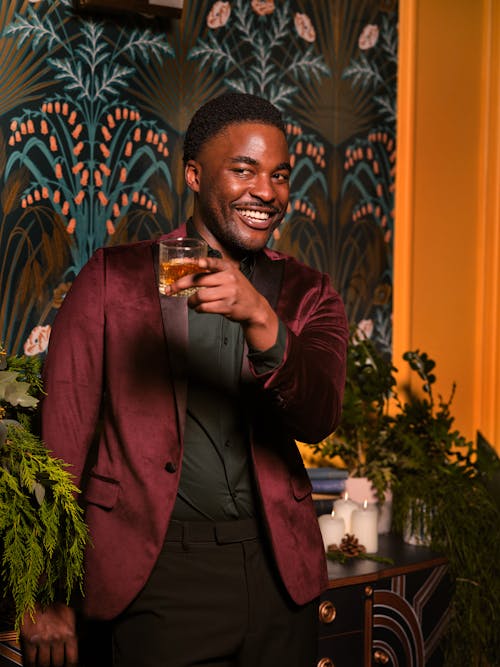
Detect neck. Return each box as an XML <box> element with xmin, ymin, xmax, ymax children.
<box><xmin>189</xmin><ymin>218</ymin><xmax>247</xmax><ymax>266</ymax></box>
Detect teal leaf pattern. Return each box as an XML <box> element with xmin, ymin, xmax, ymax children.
<box><xmin>1</xmin><ymin>0</ymin><xmax>397</xmax><ymax>361</ymax></box>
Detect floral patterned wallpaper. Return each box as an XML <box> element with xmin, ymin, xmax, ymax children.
<box><xmin>0</xmin><ymin>0</ymin><xmax>397</xmax><ymax>357</ymax></box>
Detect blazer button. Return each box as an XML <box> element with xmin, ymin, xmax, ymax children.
<box><xmin>165</xmin><ymin>461</ymin><xmax>177</xmax><ymax>473</ymax></box>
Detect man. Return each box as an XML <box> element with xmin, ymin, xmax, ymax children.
<box><xmin>21</xmin><ymin>92</ymin><xmax>348</xmax><ymax>666</ymax></box>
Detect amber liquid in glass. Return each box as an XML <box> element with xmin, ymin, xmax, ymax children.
<box><xmin>159</xmin><ymin>259</ymin><xmax>202</xmax><ymax>296</ymax></box>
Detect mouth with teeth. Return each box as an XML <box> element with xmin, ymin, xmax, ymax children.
<box><xmin>235</xmin><ymin>206</ymin><xmax>278</xmax><ymax>230</ymax></box>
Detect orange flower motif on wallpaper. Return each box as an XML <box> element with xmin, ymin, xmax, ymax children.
<box><xmin>356</xmin><ymin>319</ymin><xmax>374</xmax><ymax>341</ymax></box>
<box><xmin>2</xmin><ymin>0</ymin><xmax>398</xmax><ymax>359</ymax></box>
<box><xmin>23</xmin><ymin>325</ymin><xmax>51</xmax><ymax>356</ymax></box>
<box><xmin>3</xmin><ymin>11</ymin><xmax>174</xmax><ymax>282</ymax></box>
<box><xmin>251</xmin><ymin>0</ymin><xmax>274</xmax><ymax>16</ymax></box>
<box><xmin>207</xmin><ymin>1</ymin><xmax>231</xmax><ymax>29</ymax></box>
<box><xmin>343</xmin><ymin>131</ymin><xmax>396</xmax><ymax>245</ymax></box>
<box><xmin>10</xmin><ymin>104</ymin><xmax>166</xmax><ymax>241</ymax></box>
<box><xmin>358</xmin><ymin>24</ymin><xmax>380</xmax><ymax>50</ymax></box>
<box><xmin>338</xmin><ymin>11</ymin><xmax>397</xmax><ymax>349</ymax></box>
<box><xmin>294</xmin><ymin>12</ymin><xmax>316</xmax><ymax>43</ymax></box>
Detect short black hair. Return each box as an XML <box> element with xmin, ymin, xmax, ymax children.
<box><xmin>183</xmin><ymin>92</ymin><xmax>287</xmax><ymax>165</ymax></box>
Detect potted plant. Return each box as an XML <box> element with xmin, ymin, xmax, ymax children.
<box><xmin>305</xmin><ymin>333</ymin><xmax>500</xmax><ymax>665</ymax></box>
<box><xmin>381</xmin><ymin>350</ymin><xmax>474</xmax><ymax>541</ymax></box>
<box><xmin>306</xmin><ymin>327</ymin><xmax>398</xmax><ymax>508</ymax></box>
<box><xmin>384</xmin><ymin>350</ymin><xmax>500</xmax><ymax>666</ymax></box>
<box><xmin>0</xmin><ymin>345</ymin><xmax>89</xmax><ymax>631</ymax></box>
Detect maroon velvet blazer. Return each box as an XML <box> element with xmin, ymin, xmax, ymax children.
<box><xmin>41</xmin><ymin>224</ymin><xmax>348</xmax><ymax>620</ymax></box>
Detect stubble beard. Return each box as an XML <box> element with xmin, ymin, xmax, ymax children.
<box><xmin>203</xmin><ymin>207</ymin><xmax>280</xmax><ymax>258</ymax></box>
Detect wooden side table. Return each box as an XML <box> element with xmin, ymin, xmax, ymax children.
<box><xmin>317</xmin><ymin>534</ymin><xmax>450</xmax><ymax>667</ymax></box>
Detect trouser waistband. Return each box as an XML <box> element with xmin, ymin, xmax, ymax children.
<box><xmin>165</xmin><ymin>518</ymin><xmax>260</xmax><ymax>544</ymax></box>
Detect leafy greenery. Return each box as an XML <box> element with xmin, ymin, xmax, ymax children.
<box><xmin>0</xmin><ymin>348</ymin><xmax>89</xmax><ymax>630</ymax></box>
<box><xmin>326</xmin><ymin>550</ymin><xmax>393</xmax><ymax>566</ymax></box>
<box><xmin>2</xmin><ymin>354</ymin><xmax>44</xmax><ymax>398</ymax></box>
<box><xmin>308</xmin><ymin>329</ymin><xmax>500</xmax><ymax>666</ymax></box>
<box><xmin>308</xmin><ymin>327</ymin><xmax>398</xmax><ymax>500</ymax></box>
<box><xmin>0</xmin><ymin>423</ymin><xmax>89</xmax><ymax>630</ymax></box>
<box><xmin>0</xmin><ymin>352</ymin><xmax>43</xmax><ymax>418</ymax></box>
<box><xmin>388</xmin><ymin>351</ymin><xmax>500</xmax><ymax>667</ymax></box>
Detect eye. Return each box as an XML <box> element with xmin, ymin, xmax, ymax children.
<box><xmin>231</xmin><ymin>167</ymin><xmax>253</xmax><ymax>177</ymax></box>
<box><xmin>273</xmin><ymin>171</ymin><xmax>290</xmax><ymax>183</ymax></box>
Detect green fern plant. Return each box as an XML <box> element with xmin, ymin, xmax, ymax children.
<box><xmin>0</xmin><ymin>423</ymin><xmax>89</xmax><ymax>630</ymax></box>
<box><xmin>0</xmin><ymin>348</ymin><xmax>89</xmax><ymax>631</ymax></box>
<box><xmin>387</xmin><ymin>351</ymin><xmax>500</xmax><ymax>667</ymax></box>
<box><xmin>308</xmin><ymin>333</ymin><xmax>500</xmax><ymax>665</ymax></box>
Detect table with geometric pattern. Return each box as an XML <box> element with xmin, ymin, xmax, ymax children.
<box><xmin>317</xmin><ymin>534</ymin><xmax>450</xmax><ymax>667</ymax></box>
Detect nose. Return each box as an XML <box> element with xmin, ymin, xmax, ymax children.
<box><xmin>249</xmin><ymin>173</ymin><xmax>277</xmax><ymax>202</ymax></box>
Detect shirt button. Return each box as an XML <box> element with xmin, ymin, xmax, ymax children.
<box><xmin>165</xmin><ymin>461</ymin><xmax>177</xmax><ymax>473</ymax></box>
<box><xmin>224</xmin><ymin>440</ymin><xmax>231</xmax><ymax>447</ymax></box>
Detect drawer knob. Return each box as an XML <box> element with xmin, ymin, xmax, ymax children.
<box><xmin>317</xmin><ymin>659</ymin><xmax>335</xmax><ymax>667</ymax></box>
<box><xmin>373</xmin><ymin>649</ymin><xmax>390</xmax><ymax>664</ymax></box>
<box><xmin>318</xmin><ymin>600</ymin><xmax>337</xmax><ymax>624</ymax></box>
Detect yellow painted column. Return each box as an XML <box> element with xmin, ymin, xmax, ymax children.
<box><xmin>394</xmin><ymin>0</ymin><xmax>498</xmax><ymax>449</ymax></box>
<box><xmin>474</xmin><ymin>0</ymin><xmax>500</xmax><ymax>450</ymax></box>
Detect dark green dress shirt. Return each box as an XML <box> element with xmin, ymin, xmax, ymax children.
<box><xmin>171</xmin><ymin>229</ymin><xmax>286</xmax><ymax>521</ymax></box>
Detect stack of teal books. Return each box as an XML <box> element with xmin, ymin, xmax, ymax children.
<box><xmin>307</xmin><ymin>467</ymin><xmax>349</xmax><ymax>494</ymax></box>
<box><xmin>306</xmin><ymin>467</ymin><xmax>349</xmax><ymax>515</ymax></box>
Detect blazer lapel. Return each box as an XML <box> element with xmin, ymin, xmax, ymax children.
<box><xmin>241</xmin><ymin>252</ymin><xmax>285</xmax><ymax>382</ymax></box>
<box><xmin>154</xmin><ymin>242</ymin><xmax>189</xmax><ymax>441</ymax></box>
<box><xmin>252</xmin><ymin>251</ymin><xmax>285</xmax><ymax>310</ymax></box>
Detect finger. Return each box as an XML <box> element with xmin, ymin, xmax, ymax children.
<box><xmin>50</xmin><ymin>641</ymin><xmax>66</xmax><ymax>667</ymax></box>
<box><xmin>190</xmin><ymin>285</ymin><xmax>231</xmax><ymax>307</ymax></box>
<box><xmin>20</xmin><ymin>641</ymin><xmax>37</xmax><ymax>667</ymax></box>
<box><xmin>197</xmin><ymin>256</ymin><xmax>232</xmax><ymax>273</ymax></box>
<box><xmin>170</xmin><ymin>268</ymin><xmax>210</xmax><ymax>294</ymax></box>
<box><xmin>65</xmin><ymin>636</ymin><xmax>79</xmax><ymax>667</ymax></box>
<box><xmin>36</xmin><ymin>642</ymin><xmax>52</xmax><ymax>667</ymax></box>
<box><xmin>194</xmin><ymin>267</ymin><xmax>239</xmax><ymax>293</ymax></box>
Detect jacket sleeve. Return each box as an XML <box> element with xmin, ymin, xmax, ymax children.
<box><xmin>41</xmin><ymin>250</ymin><xmax>106</xmax><ymax>487</ymax></box>
<box><xmin>248</xmin><ymin>268</ymin><xmax>349</xmax><ymax>444</ymax></box>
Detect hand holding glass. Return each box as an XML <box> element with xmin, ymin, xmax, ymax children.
<box><xmin>158</xmin><ymin>238</ymin><xmax>208</xmax><ymax>297</ymax></box>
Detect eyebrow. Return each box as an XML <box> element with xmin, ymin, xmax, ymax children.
<box><xmin>229</xmin><ymin>155</ymin><xmax>292</xmax><ymax>172</ymax></box>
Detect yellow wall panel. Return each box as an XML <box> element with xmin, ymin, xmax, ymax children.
<box><xmin>395</xmin><ymin>0</ymin><xmax>499</xmax><ymax>449</ymax></box>
<box><xmin>475</xmin><ymin>0</ymin><xmax>500</xmax><ymax>448</ymax></box>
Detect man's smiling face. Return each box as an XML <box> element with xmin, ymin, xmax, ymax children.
<box><xmin>186</xmin><ymin>122</ymin><xmax>291</xmax><ymax>259</ymax></box>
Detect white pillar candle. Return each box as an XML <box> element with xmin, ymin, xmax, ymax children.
<box><xmin>318</xmin><ymin>511</ymin><xmax>345</xmax><ymax>552</ymax></box>
<box><xmin>333</xmin><ymin>492</ymin><xmax>359</xmax><ymax>533</ymax></box>
<box><xmin>351</xmin><ymin>500</ymin><xmax>379</xmax><ymax>553</ymax></box>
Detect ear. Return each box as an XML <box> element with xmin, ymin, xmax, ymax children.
<box><xmin>185</xmin><ymin>160</ymin><xmax>201</xmax><ymax>193</ymax></box>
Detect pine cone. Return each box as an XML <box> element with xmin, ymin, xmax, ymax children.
<box><xmin>328</xmin><ymin>533</ymin><xmax>367</xmax><ymax>558</ymax></box>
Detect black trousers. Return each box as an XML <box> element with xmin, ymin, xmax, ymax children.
<box><xmin>82</xmin><ymin>518</ymin><xmax>319</xmax><ymax>667</ymax></box>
